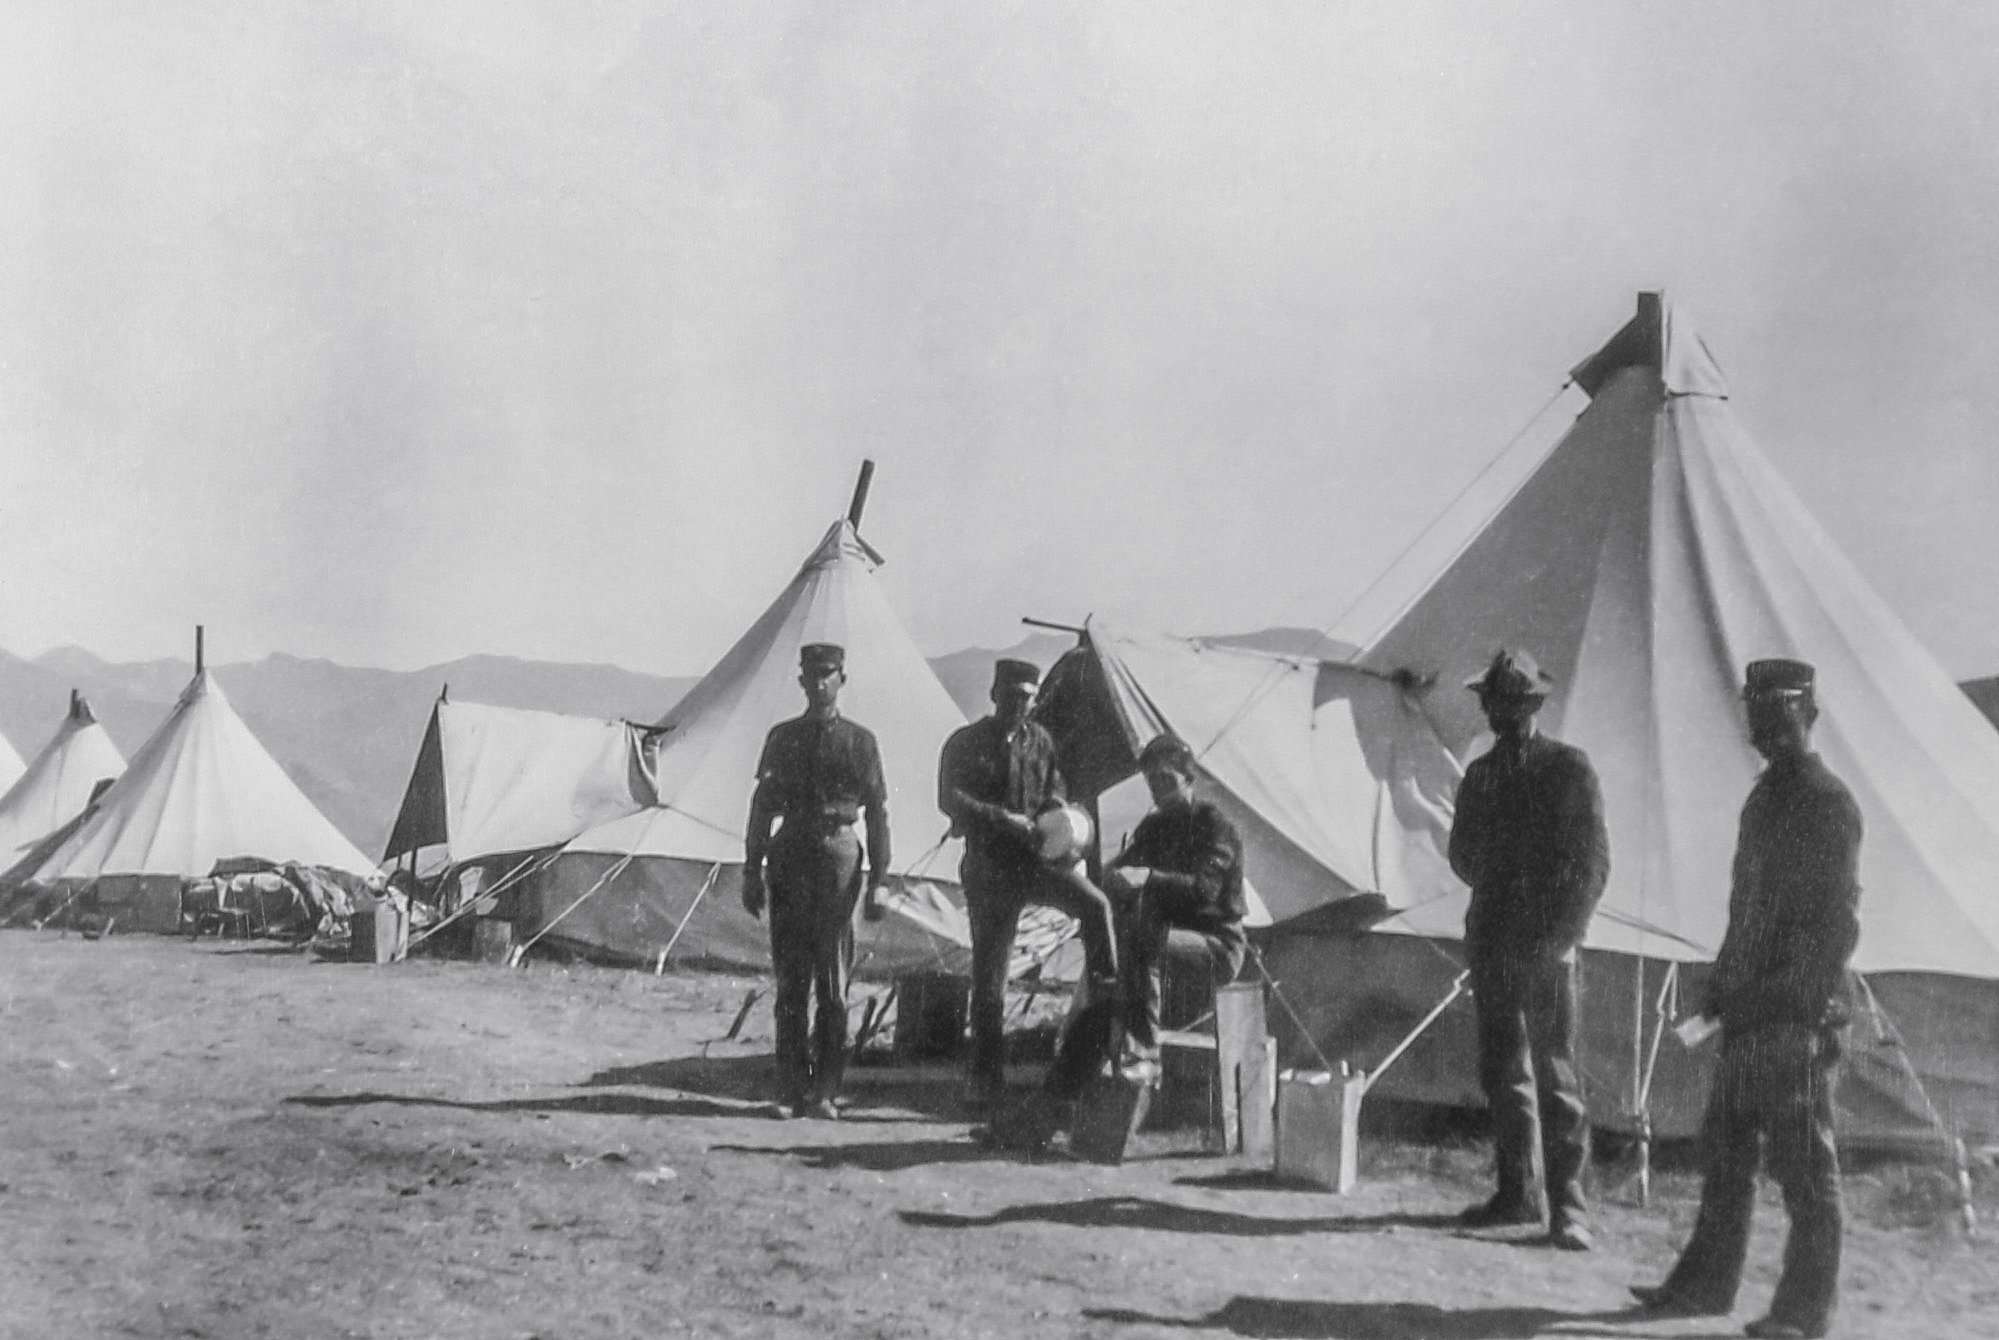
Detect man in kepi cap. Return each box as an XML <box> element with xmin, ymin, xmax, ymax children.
<box><xmin>1632</xmin><ymin>659</ymin><xmax>1862</xmax><ymax>1340</ymax></box>
<box><xmin>742</xmin><ymin>642</ymin><xmax>892</xmax><ymax>1120</ymax></box>
<box><xmin>939</xmin><ymin>657</ymin><xmax>1120</xmax><ymax>1118</ymax></box>
<box><xmin>1448</xmin><ymin>648</ymin><xmax>1609</xmax><ymax>1252</ymax></box>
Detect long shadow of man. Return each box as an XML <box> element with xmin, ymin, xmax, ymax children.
<box><xmin>1086</xmin><ymin>1295</ymin><xmax>1663</xmax><ymax>1339</ymax></box>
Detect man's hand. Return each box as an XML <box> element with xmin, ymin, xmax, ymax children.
<box><xmin>741</xmin><ymin>867</ymin><xmax>766</xmax><ymax>920</ymax></box>
<box><xmin>862</xmin><ymin>882</ymin><xmax>889</xmax><ymax>922</ymax></box>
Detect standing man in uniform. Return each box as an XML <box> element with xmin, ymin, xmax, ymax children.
<box><xmin>939</xmin><ymin>658</ymin><xmax>1120</xmax><ymax>1114</ymax></box>
<box><xmin>742</xmin><ymin>642</ymin><xmax>891</xmax><ymax>1121</ymax></box>
<box><xmin>1632</xmin><ymin>658</ymin><xmax>1861</xmax><ymax>1340</ymax></box>
<box><xmin>1448</xmin><ymin>648</ymin><xmax>1609</xmax><ymax>1252</ymax></box>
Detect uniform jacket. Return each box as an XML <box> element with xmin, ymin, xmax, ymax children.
<box><xmin>937</xmin><ymin>714</ymin><xmax>1066</xmax><ymax>870</ymax></box>
<box><xmin>1449</xmin><ymin>732</ymin><xmax>1610</xmax><ymax>958</ymax></box>
<box><xmin>1706</xmin><ymin>750</ymin><xmax>1862</xmax><ymax>1031</ymax></box>
<box><xmin>1114</xmin><ymin>799</ymin><xmax>1248</xmax><ymax>935</ymax></box>
<box><xmin>746</xmin><ymin>711</ymin><xmax>891</xmax><ymax>881</ymax></box>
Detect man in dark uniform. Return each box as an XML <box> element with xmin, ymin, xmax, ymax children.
<box><xmin>1632</xmin><ymin>658</ymin><xmax>1862</xmax><ymax>1340</ymax></box>
<box><xmin>742</xmin><ymin>642</ymin><xmax>891</xmax><ymax>1121</ymax></box>
<box><xmin>938</xmin><ymin>658</ymin><xmax>1120</xmax><ymax>1113</ymax></box>
<box><xmin>1105</xmin><ymin>733</ymin><xmax>1248</xmax><ymax>1083</ymax></box>
<box><xmin>1448</xmin><ymin>648</ymin><xmax>1609</xmax><ymax>1252</ymax></box>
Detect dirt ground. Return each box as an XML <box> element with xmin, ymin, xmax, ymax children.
<box><xmin>1</xmin><ymin>934</ymin><xmax>1993</xmax><ymax>1340</ymax></box>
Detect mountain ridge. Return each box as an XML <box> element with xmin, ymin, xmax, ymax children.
<box><xmin>12</xmin><ymin>638</ymin><xmax>1990</xmax><ymax>863</ymax></box>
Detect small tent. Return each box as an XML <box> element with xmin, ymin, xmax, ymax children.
<box><xmin>22</xmin><ymin>667</ymin><xmax>375</xmax><ymax>931</ymax></box>
<box><xmin>521</xmin><ymin>511</ymin><xmax>974</xmax><ymax>977</ymax></box>
<box><xmin>380</xmin><ymin>696</ymin><xmax>659</xmax><ymax>905</ymax></box>
<box><xmin>0</xmin><ymin>691</ymin><xmax>126</xmax><ymax>866</ymax></box>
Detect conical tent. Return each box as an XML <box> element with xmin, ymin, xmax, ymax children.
<box><xmin>27</xmin><ymin>669</ymin><xmax>374</xmax><ymax>930</ymax></box>
<box><xmin>0</xmin><ymin>691</ymin><xmax>126</xmax><ymax>865</ymax></box>
<box><xmin>522</xmin><ymin>518</ymin><xmax>973</xmax><ymax>976</ymax></box>
<box><xmin>1320</xmin><ymin>292</ymin><xmax>1999</xmax><ymax>1147</ymax></box>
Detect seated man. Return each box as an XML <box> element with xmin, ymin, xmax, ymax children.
<box><xmin>1105</xmin><ymin>734</ymin><xmax>1249</xmax><ymax>1083</ymax></box>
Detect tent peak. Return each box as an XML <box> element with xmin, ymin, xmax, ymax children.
<box><xmin>1569</xmin><ymin>291</ymin><xmax>1729</xmax><ymax>400</ymax></box>
<box><xmin>67</xmin><ymin>689</ymin><xmax>96</xmax><ymax>726</ymax></box>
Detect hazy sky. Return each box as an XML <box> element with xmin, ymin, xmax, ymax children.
<box><xmin>5</xmin><ymin>3</ymin><xmax>1999</xmax><ymax>677</ymax></box>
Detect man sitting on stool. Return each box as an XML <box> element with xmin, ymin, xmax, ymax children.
<box><xmin>1106</xmin><ymin>734</ymin><xmax>1249</xmax><ymax>1085</ymax></box>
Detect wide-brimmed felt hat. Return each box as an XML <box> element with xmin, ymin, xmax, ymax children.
<box><xmin>1464</xmin><ymin>648</ymin><xmax>1554</xmax><ymax>700</ymax></box>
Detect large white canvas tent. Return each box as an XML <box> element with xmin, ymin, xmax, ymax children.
<box><xmin>1043</xmin><ymin>295</ymin><xmax>1999</xmax><ymax>1151</ymax></box>
<box><xmin>21</xmin><ymin>666</ymin><xmax>375</xmax><ymax>931</ymax></box>
<box><xmin>517</xmin><ymin>508</ymin><xmax>975</xmax><ymax>977</ymax></box>
<box><xmin>0</xmin><ymin>691</ymin><xmax>126</xmax><ymax>867</ymax></box>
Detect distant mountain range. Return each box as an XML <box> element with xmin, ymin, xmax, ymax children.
<box><xmin>36</xmin><ymin>626</ymin><xmax>1977</xmax><ymax>866</ymax></box>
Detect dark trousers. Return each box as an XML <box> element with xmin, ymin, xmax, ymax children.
<box><xmin>963</xmin><ymin>850</ymin><xmax>1120</xmax><ymax>1093</ymax></box>
<box><xmin>766</xmin><ymin>827</ymin><xmax>864</xmax><ymax>1105</ymax></box>
<box><xmin>1468</xmin><ymin>948</ymin><xmax>1590</xmax><ymax>1225</ymax></box>
<box><xmin>1119</xmin><ymin>895</ymin><xmax>1246</xmax><ymax>1057</ymax></box>
<box><xmin>1663</xmin><ymin>1024</ymin><xmax>1843</xmax><ymax>1330</ymax></box>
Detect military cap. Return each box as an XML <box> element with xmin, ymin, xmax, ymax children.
<box><xmin>1137</xmin><ymin>733</ymin><xmax>1198</xmax><ymax>776</ymax></box>
<box><xmin>799</xmin><ymin>642</ymin><xmax>846</xmax><ymax>674</ymax></box>
<box><xmin>1743</xmin><ymin>657</ymin><xmax>1815</xmax><ymax>699</ymax></box>
<box><xmin>1464</xmin><ymin>648</ymin><xmax>1554</xmax><ymax>700</ymax></box>
<box><xmin>992</xmin><ymin>658</ymin><xmax>1042</xmax><ymax>692</ymax></box>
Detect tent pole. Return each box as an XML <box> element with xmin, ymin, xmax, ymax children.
<box><xmin>1853</xmin><ymin>973</ymin><xmax>1975</xmax><ymax>1232</ymax></box>
<box><xmin>1362</xmin><ymin>970</ymin><xmax>1470</xmax><ymax>1096</ymax></box>
<box><xmin>406</xmin><ymin>851</ymin><xmax>545</xmax><ymax>951</ymax></box>
<box><xmin>654</xmin><ymin>862</ymin><xmax>722</xmax><ymax>972</ymax></box>
<box><xmin>513</xmin><ymin>851</ymin><xmax>637</xmax><ymax>964</ymax></box>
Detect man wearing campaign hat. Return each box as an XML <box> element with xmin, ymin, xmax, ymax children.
<box><xmin>1448</xmin><ymin>648</ymin><xmax>1610</xmax><ymax>1252</ymax></box>
<box><xmin>1632</xmin><ymin>658</ymin><xmax>1862</xmax><ymax>1340</ymax></box>
<box><xmin>742</xmin><ymin>642</ymin><xmax>892</xmax><ymax>1120</ymax></box>
<box><xmin>939</xmin><ymin>656</ymin><xmax>1120</xmax><ymax>1116</ymax></box>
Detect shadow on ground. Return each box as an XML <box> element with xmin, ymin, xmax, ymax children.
<box><xmin>286</xmin><ymin>1090</ymin><xmax>762</xmax><ymax>1120</ymax></box>
<box><xmin>583</xmin><ymin>1052</ymin><xmax>974</xmax><ymax>1122</ymax></box>
<box><xmin>1084</xmin><ymin>1296</ymin><xmax>1665</xmax><ymax>1339</ymax></box>
<box><xmin>710</xmin><ymin>1137</ymin><xmax>999</xmax><ymax>1172</ymax></box>
<box><xmin>898</xmin><ymin>1196</ymin><xmax>1461</xmax><ymax>1237</ymax></box>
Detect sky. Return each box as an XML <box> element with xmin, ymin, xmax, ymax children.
<box><xmin>4</xmin><ymin>3</ymin><xmax>1999</xmax><ymax>678</ymax></box>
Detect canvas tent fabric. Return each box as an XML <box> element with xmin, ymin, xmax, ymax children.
<box><xmin>26</xmin><ymin>670</ymin><xmax>375</xmax><ymax>906</ymax></box>
<box><xmin>1326</xmin><ymin>292</ymin><xmax>1999</xmax><ymax>1148</ymax></box>
<box><xmin>381</xmin><ymin>698</ymin><xmax>658</xmax><ymax>866</ymax></box>
<box><xmin>1038</xmin><ymin>621</ymin><xmax>1464</xmax><ymax>933</ymax></box>
<box><xmin>521</xmin><ymin>518</ymin><xmax>974</xmax><ymax>977</ymax></box>
<box><xmin>1040</xmin><ymin>296</ymin><xmax>1999</xmax><ymax>1150</ymax></box>
<box><xmin>0</xmin><ymin>691</ymin><xmax>125</xmax><ymax>867</ymax></box>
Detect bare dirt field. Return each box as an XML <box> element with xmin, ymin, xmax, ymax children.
<box><xmin>1</xmin><ymin>933</ymin><xmax>1993</xmax><ymax>1340</ymax></box>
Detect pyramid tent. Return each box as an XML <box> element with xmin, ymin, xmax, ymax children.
<box><xmin>1310</xmin><ymin>291</ymin><xmax>1999</xmax><ymax>1146</ymax></box>
<box><xmin>0</xmin><ymin>691</ymin><xmax>126</xmax><ymax>866</ymax></box>
<box><xmin>25</xmin><ymin>668</ymin><xmax>375</xmax><ymax>930</ymax></box>
<box><xmin>521</xmin><ymin>516</ymin><xmax>974</xmax><ymax>976</ymax></box>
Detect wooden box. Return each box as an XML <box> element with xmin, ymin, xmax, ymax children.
<box><xmin>1275</xmin><ymin>1068</ymin><xmax>1365</xmax><ymax>1193</ymax></box>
